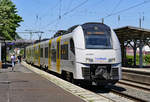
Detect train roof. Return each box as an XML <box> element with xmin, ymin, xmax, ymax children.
<box><xmin>26</xmin><ymin>22</ymin><xmax>109</xmax><ymax>47</ymax></box>
<box><xmin>53</xmin><ymin>22</ymin><xmax>109</xmax><ymax>38</ymax></box>
<box><xmin>53</xmin><ymin>25</ymin><xmax>79</xmax><ymax>38</ymax></box>
<box><xmin>81</xmin><ymin>22</ymin><xmax>110</xmax><ymax>28</ymax></box>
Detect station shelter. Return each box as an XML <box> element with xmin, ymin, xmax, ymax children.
<box><xmin>114</xmin><ymin>26</ymin><xmax>150</xmax><ymax>68</ymax></box>
<box><xmin>6</xmin><ymin>39</ymin><xmax>34</xmax><ymax>59</ymax></box>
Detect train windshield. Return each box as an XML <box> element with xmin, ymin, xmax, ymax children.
<box><xmin>82</xmin><ymin>23</ymin><xmax>112</xmax><ymax>49</ymax></box>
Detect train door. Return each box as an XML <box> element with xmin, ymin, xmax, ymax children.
<box><xmin>43</xmin><ymin>44</ymin><xmax>46</xmax><ymax>67</ymax></box>
<box><xmin>48</xmin><ymin>40</ymin><xmax>52</xmax><ymax>70</ymax></box>
<box><xmin>40</xmin><ymin>45</ymin><xmax>44</xmax><ymax>67</ymax></box>
<box><xmin>38</xmin><ymin>44</ymin><xmax>40</xmax><ymax>66</ymax></box>
<box><xmin>31</xmin><ymin>47</ymin><xmax>34</xmax><ymax>63</ymax></box>
<box><xmin>33</xmin><ymin>45</ymin><xmax>36</xmax><ymax>64</ymax></box>
<box><xmin>69</xmin><ymin>38</ymin><xmax>76</xmax><ymax>75</ymax></box>
<box><xmin>56</xmin><ymin>36</ymin><xmax>62</xmax><ymax>73</ymax></box>
<box><xmin>70</xmin><ymin>38</ymin><xmax>75</xmax><ymax>59</ymax></box>
<box><xmin>44</xmin><ymin>43</ymin><xmax>48</xmax><ymax>69</ymax></box>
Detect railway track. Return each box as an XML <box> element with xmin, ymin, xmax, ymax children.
<box><xmin>110</xmin><ymin>89</ymin><xmax>147</xmax><ymax>102</ymax></box>
<box><xmin>89</xmin><ymin>79</ymin><xmax>150</xmax><ymax>102</ymax></box>
<box><xmin>118</xmin><ymin>79</ymin><xmax>150</xmax><ymax>92</ymax></box>
<box><xmin>112</xmin><ymin>79</ymin><xmax>150</xmax><ymax>102</ymax></box>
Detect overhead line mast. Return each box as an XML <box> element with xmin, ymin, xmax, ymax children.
<box><xmin>17</xmin><ymin>30</ymin><xmax>44</xmax><ymax>41</ymax></box>
<box><xmin>59</xmin><ymin>0</ymin><xmax>62</xmax><ymax>20</ymax></box>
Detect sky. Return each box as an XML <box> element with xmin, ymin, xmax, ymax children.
<box><xmin>12</xmin><ymin>0</ymin><xmax>150</xmax><ymax>40</ymax></box>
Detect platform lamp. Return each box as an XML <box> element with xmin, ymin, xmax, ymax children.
<box><xmin>0</xmin><ymin>36</ymin><xmax>6</xmax><ymax>68</ymax></box>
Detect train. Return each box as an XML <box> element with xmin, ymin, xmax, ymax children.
<box><xmin>26</xmin><ymin>22</ymin><xmax>122</xmax><ymax>86</ymax></box>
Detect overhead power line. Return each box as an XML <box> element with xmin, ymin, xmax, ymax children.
<box><xmin>111</xmin><ymin>0</ymin><xmax>122</xmax><ymax>14</ymax></box>
<box><xmin>66</xmin><ymin>0</ymin><xmax>74</xmax><ymax>12</ymax></box>
<box><xmin>41</xmin><ymin>0</ymin><xmax>60</xmax><ymax>19</ymax></box>
<box><xmin>41</xmin><ymin>0</ymin><xmax>89</xmax><ymax>29</ymax></box>
<box><xmin>62</xmin><ymin>0</ymin><xmax>88</xmax><ymax>16</ymax></box>
<box><xmin>101</xmin><ymin>0</ymin><xmax>150</xmax><ymax>20</ymax></box>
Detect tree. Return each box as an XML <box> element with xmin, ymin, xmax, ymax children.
<box><xmin>0</xmin><ymin>0</ymin><xmax>23</xmax><ymax>40</ymax></box>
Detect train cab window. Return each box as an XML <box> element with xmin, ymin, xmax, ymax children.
<box><xmin>40</xmin><ymin>48</ymin><xmax>43</xmax><ymax>57</ymax></box>
<box><xmin>82</xmin><ymin>23</ymin><xmax>112</xmax><ymax>49</ymax></box>
<box><xmin>45</xmin><ymin>47</ymin><xmax>48</xmax><ymax>58</ymax></box>
<box><xmin>70</xmin><ymin>39</ymin><xmax>75</xmax><ymax>54</ymax></box>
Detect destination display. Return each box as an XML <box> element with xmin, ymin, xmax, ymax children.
<box><xmin>87</xmin><ymin>31</ymin><xmax>104</xmax><ymax>35</ymax></box>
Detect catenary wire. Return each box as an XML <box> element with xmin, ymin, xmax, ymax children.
<box><xmin>101</xmin><ymin>0</ymin><xmax>150</xmax><ymax>20</ymax></box>
<box><xmin>41</xmin><ymin>0</ymin><xmax>89</xmax><ymax>29</ymax></box>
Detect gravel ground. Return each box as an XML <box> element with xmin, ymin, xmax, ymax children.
<box><xmin>115</xmin><ymin>83</ymin><xmax>150</xmax><ymax>102</ymax></box>
<box><xmin>99</xmin><ymin>92</ymin><xmax>133</xmax><ymax>102</ymax></box>
<box><xmin>84</xmin><ymin>86</ymin><xmax>134</xmax><ymax>102</ymax></box>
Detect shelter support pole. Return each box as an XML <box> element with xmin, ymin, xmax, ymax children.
<box><xmin>139</xmin><ymin>41</ymin><xmax>144</xmax><ymax>68</ymax></box>
<box><xmin>121</xmin><ymin>41</ymin><xmax>126</xmax><ymax>66</ymax></box>
<box><xmin>4</xmin><ymin>41</ymin><xmax>6</xmax><ymax>65</ymax></box>
<box><xmin>133</xmin><ymin>41</ymin><xmax>137</xmax><ymax>66</ymax></box>
<box><xmin>124</xmin><ymin>45</ymin><xmax>127</xmax><ymax>66</ymax></box>
<box><xmin>0</xmin><ymin>43</ymin><xmax>2</xmax><ymax>68</ymax></box>
<box><xmin>24</xmin><ymin>47</ymin><xmax>26</xmax><ymax>59</ymax></box>
<box><xmin>133</xmin><ymin>47</ymin><xmax>137</xmax><ymax>66</ymax></box>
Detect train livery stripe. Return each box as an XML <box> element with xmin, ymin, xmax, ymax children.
<box><xmin>48</xmin><ymin>39</ymin><xmax>52</xmax><ymax>70</ymax></box>
<box><xmin>56</xmin><ymin>36</ymin><xmax>62</xmax><ymax>73</ymax></box>
<box><xmin>38</xmin><ymin>44</ymin><xmax>40</xmax><ymax>66</ymax></box>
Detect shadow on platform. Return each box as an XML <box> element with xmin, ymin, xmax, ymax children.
<box><xmin>2</xmin><ymin>63</ymin><xmax>12</xmax><ymax>69</ymax></box>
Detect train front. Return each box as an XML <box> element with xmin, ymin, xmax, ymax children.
<box><xmin>73</xmin><ymin>23</ymin><xmax>122</xmax><ymax>86</ymax></box>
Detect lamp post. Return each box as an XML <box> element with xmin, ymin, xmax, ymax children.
<box><xmin>0</xmin><ymin>23</ymin><xmax>5</xmax><ymax>68</ymax></box>
<box><xmin>0</xmin><ymin>36</ymin><xmax>6</xmax><ymax>68</ymax></box>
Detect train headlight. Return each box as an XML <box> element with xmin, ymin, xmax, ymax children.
<box><xmin>86</xmin><ymin>58</ymin><xmax>93</xmax><ymax>63</ymax></box>
<box><xmin>108</xmin><ymin>58</ymin><xmax>115</xmax><ymax>62</ymax></box>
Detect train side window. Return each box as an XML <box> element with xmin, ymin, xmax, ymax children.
<box><xmin>70</xmin><ymin>39</ymin><xmax>75</xmax><ymax>54</ymax></box>
<box><xmin>61</xmin><ymin>44</ymin><xmax>68</xmax><ymax>60</ymax></box>
<box><xmin>45</xmin><ymin>47</ymin><xmax>48</xmax><ymax>58</ymax></box>
<box><xmin>40</xmin><ymin>48</ymin><xmax>43</xmax><ymax>58</ymax></box>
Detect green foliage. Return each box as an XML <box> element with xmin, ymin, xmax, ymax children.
<box><xmin>0</xmin><ymin>0</ymin><xmax>23</xmax><ymax>40</ymax></box>
<box><xmin>126</xmin><ymin>54</ymin><xmax>150</xmax><ymax>66</ymax></box>
<box><xmin>144</xmin><ymin>54</ymin><xmax>150</xmax><ymax>64</ymax></box>
<box><xmin>20</xmin><ymin>49</ymin><xmax>24</xmax><ymax>55</ymax></box>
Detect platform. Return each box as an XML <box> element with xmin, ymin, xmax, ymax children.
<box><xmin>0</xmin><ymin>64</ymin><xmax>85</xmax><ymax>102</ymax></box>
<box><xmin>122</xmin><ymin>67</ymin><xmax>150</xmax><ymax>73</ymax></box>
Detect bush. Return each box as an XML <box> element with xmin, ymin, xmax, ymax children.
<box><xmin>144</xmin><ymin>54</ymin><xmax>150</xmax><ymax>64</ymax></box>
<box><xmin>126</xmin><ymin>54</ymin><xmax>150</xmax><ymax>66</ymax></box>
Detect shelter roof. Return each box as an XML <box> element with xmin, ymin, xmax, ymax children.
<box><xmin>5</xmin><ymin>39</ymin><xmax>35</xmax><ymax>47</ymax></box>
<box><xmin>0</xmin><ymin>36</ymin><xmax>6</xmax><ymax>40</ymax></box>
<box><xmin>114</xmin><ymin>26</ymin><xmax>150</xmax><ymax>42</ymax></box>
